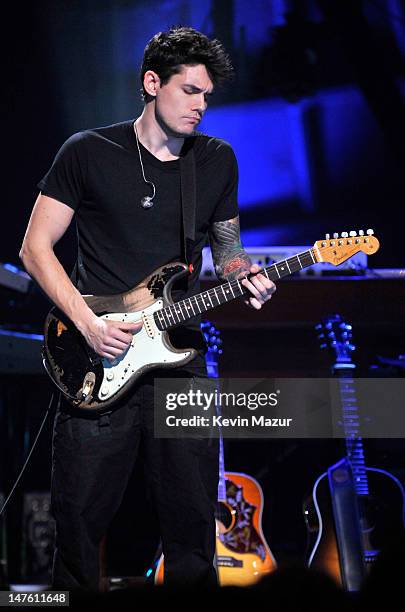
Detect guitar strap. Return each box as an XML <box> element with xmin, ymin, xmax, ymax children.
<box><xmin>179</xmin><ymin>144</ymin><xmax>196</xmax><ymax>268</ymax></box>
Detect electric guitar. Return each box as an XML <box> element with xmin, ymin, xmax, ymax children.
<box><xmin>304</xmin><ymin>314</ymin><xmax>405</xmax><ymax>591</ymax></box>
<box><xmin>42</xmin><ymin>230</ymin><xmax>379</xmax><ymax>413</ymax></box>
<box><xmin>154</xmin><ymin>322</ymin><xmax>276</xmax><ymax>586</ymax></box>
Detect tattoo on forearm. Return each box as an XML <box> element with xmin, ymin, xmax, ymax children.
<box><xmin>209</xmin><ymin>217</ymin><xmax>252</xmax><ymax>280</ymax></box>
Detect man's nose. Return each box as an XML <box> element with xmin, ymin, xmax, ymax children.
<box><xmin>192</xmin><ymin>94</ymin><xmax>207</xmax><ymax>114</ymax></box>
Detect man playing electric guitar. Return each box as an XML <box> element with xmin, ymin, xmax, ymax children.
<box><xmin>19</xmin><ymin>26</ymin><xmax>275</xmax><ymax>591</ymax></box>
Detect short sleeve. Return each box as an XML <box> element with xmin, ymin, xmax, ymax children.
<box><xmin>210</xmin><ymin>142</ymin><xmax>239</xmax><ymax>223</ymax></box>
<box><xmin>37</xmin><ymin>132</ymin><xmax>87</xmax><ymax>210</ymax></box>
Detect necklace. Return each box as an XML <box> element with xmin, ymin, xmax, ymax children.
<box><xmin>134</xmin><ymin>122</ymin><xmax>156</xmax><ymax>209</ymax></box>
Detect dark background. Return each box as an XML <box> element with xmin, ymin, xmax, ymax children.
<box><xmin>1</xmin><ymin>0</ymin><xmax>405</xmax><ymax>585</ymax></box>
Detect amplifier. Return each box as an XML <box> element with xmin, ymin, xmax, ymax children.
<box><xmin>200</xmin><ymin>246</ymin><xmax>368</xmax><ymax>280</ymax></box>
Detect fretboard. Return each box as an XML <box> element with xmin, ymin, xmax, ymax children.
<box><xmin>154</xmin><ymin>248</ymin><xmax>316</xmax><ymax>331</ymax></box>
<box><xmin>336</xmin><ymin>370</ymin><xmax>369</xmax><ymax>496</ymax></box>
<box><xmin>218</xmin><ymin>434</ymin><xmax>227</xmax><ymax>502</ymax></box>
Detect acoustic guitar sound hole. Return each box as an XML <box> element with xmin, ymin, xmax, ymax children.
<box><xmin>216</xmin><ymin>501</ymin><xmax>235</xmax><ymax>532</ymax></box>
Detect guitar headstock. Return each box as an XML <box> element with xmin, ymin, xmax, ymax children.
<box><xmin>313</xmin><ymin>229</ymin><xmax>379</xmax><ymax>266</ymax></box>
<box><xmin>316</xmin><ymin>314</ymin><xmax>355</xmax><ymax>367</ymax></box>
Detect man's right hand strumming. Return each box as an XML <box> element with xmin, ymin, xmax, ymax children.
<box><xmin>78</xmin><ymin>316</ymin><xmax>143</xmax><ymax>360</ymax></box>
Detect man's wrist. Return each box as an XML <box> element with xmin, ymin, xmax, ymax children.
<box><xmin>71</xmin><ymin>306</ymin><xmax>98</xmax><ymax>334</ymax></box>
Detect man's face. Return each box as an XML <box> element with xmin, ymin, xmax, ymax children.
<box><xmin>153</xmin><ymin>64</ymin><xmax>214</xmax><ymax>138</ymax></box>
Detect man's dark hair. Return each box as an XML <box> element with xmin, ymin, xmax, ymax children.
<box><xmin>140</xmin><ymin>26</ymin><xmax>234</xmax><ymax>100</ymax></box>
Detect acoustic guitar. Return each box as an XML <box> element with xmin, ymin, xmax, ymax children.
<box><xmin>303</xmin><ymin>314</ymin><xmax>405</xmax><ymax>591</ymax></box>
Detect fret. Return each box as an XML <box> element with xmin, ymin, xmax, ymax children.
<box><xmin>264</xmin><ymin>268</ymin><xmax>270</xmax><ymax>280</ymax></box>
<box><xmin>277</xmin><ymin>262</ymin><xmax>287</xmax><ymax>275</ymax></box>
<box><xmin>274</xmin><ymin>264</ymin><xmax>281</xmax><ymax>278</ymax></box>
<box><xmin>289</xmin><ymin>257</ymin><xmax>301</xmax><ymax>274</ymax></box>
<box><xmin>229</xmin><ymin>283</ymin><xmax>236</xmax><ymax>299</ymax></box>
<box><xmin>206</xmin><ymin>291</ymin><xmax>214</xmax><ymax>308</ymax></box>
<box><xmin>177</xmin><ymin>303</ymin><xmax>186</xmax><ymax>320</ymax></box>
<box><xmin>236</xmin><ymin>279</ymin><xmax>243</xmax><ymax>294</ymax></box>
<box><xmin>222</xmin><ymin>283</ymin><xmax>230</xmax><ymax>301</ymax></box>
<box><xmin>188</xmin><ymin>298</ymin><xmax>196</xmax><ymax>316</ymax></box>
<box><xmin>285</xmin><ymin>260</ymin><xmax>291</xmax><ymax>274</ymax></box>
<box><xmin>296</xmin><ymin>254</ymin><xmax>303</xmax><ymax>269</ymax></box>
<box><xmin>174</xmin><ymin>302</ymin><xmax>184</xmax><ymax>323</ymax></box>
<box><xmin>163</xmin><ymin>309</ymin><xmax>171</xmax><ymax>328</ymax></box>
<box><xmin>157</xmin><ymin>309</ymin><xmax>166</xmax><ymax>329</ymax></box>
<box><xmin>309</xmin><ymin>249</ymin><xmax>316</xmax><ymax>264</ymax></box>
<box><xmin>171</xmin><ymin>306</ymin><xmax>181</xmax><ymax>324</ymax></box>
<box><xmin>213</xmin><ymin>287</ymin><xmax>221</xmax><ymax>306</ymax></box>
<box><xmin>201</xmin><ymin>292</ymin><xmax>210</xmax><ymax>310</ymax></box>
<box><xmin>221</xmin><ymin>285</ymin><xmax>228</xmax><ymax>301</ymax></box>
<box><xmin>193</xmin><ymin>295</ymin><xmax>201</xmax><ymax>314</ymax></box>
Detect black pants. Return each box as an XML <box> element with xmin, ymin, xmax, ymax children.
<box><xmin>50</xmin><ymin>357</ymin><xmax>219</xmax><ymax>590</ymax></box>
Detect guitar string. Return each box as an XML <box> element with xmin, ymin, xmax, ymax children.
<box><xmin>155</xmin><ymin>249</ymin><xmax>315</xmax><ymax>329</ymax></box>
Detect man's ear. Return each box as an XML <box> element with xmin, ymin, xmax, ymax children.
<box><xmin>143</xmin><ymin>70</ymin><xmax>160</xmax><ymax>98</ymax></box>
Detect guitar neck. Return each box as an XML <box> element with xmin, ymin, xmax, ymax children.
<box><xmin>336</xmin><ymin>368</ymin><xmax>369</xmax><ymax>496</ymax></box>
<box><xmin>154</xmin><ymin>248</ymin><xmax>316</xmax><ymax>330</ymax></box>
<box><xmin>218</xmin><ymin>435</ymin><xmax>227</xmax><ymax>502</ymax></box>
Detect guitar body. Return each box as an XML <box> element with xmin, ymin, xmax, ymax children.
<box><xmin>215</xmin><ymin>471</ymin><xmax>276</xmax><ymax>585</ymax></box>
<box><xmin>155</xmin><ymin>471</ymin><xmax>276</xmax><ymax>586</ymax></box>
<box><xmin>43</xmin><ymin>262</ymin><xmax>197</xmax><ymax>411</ymax></box>
<box><xmin>305</xmin><ymin>465</ymin><xmax>405</xmax><ymax>585</ymax></box>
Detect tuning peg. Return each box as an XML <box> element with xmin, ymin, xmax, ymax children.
<box><xmin>325</xmin><ymin>233</ymin><xmax>330</xmax><ymax>240</ymax></box>
<box><xmin>315</xmin><ymin>324</ymin><xmax>323</xmax><ymax>331</ymax></box>
<box><xmin>366</xmin><ymin>229</ymin><xmax>374</xmax><ymax>235</ymax></box>
<box><xmin>333</xmin><ymin>233</ymin><xmax>339</xmax><ymax>239</ymax></box>
<box><xmin>317</xmin><ymin>333</ymin><xmax>325</xmax><ymax>340</ymax></box>
<box><xmin>358</xmin><ymin>230</ymin><xmax>364</xmax><ymax>236</ymax></box>
<box><xmin>349</xmin><ymin>231</ymin><xmax>357</xmax><ymax>237</ymax></box>
<box><xmin>341</xmin><ymin>232</ymin><xmax>348</xmax><ymax>238</ymax></box>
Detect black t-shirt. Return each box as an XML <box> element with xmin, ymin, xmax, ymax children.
<box><xmin>37</xmin><ymin>119</ymin><xmax>239</xmax><ymax>347</ymax></box>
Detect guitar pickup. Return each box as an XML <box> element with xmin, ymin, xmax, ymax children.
<box><xmin>142</xmin><ymin>313</ymin><xmax>155</xmax><ymax>339</ymax></box>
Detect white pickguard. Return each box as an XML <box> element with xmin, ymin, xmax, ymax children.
<box><xmin>98</xmin><ymin>299</ymin><xmax>191</xmax><ymax>401</ymax></box>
